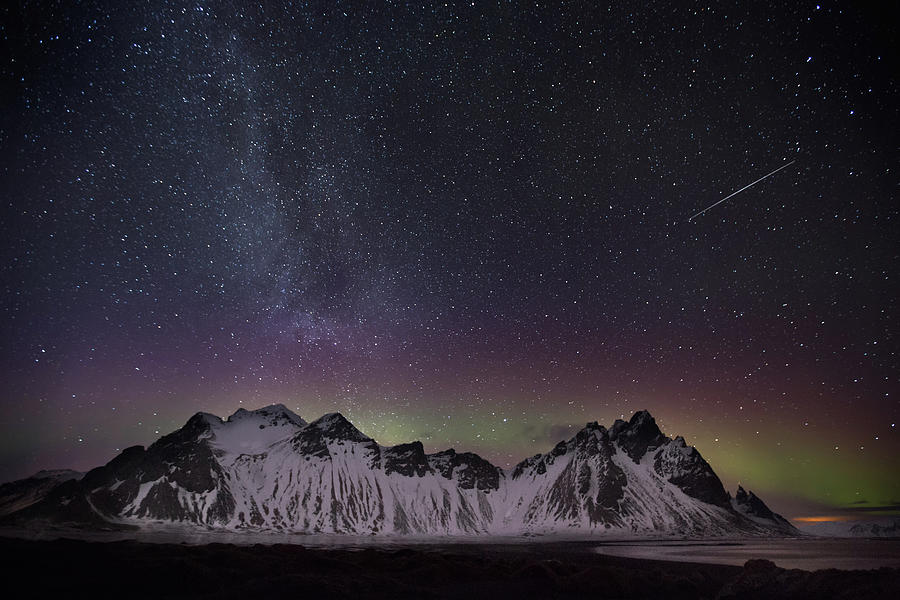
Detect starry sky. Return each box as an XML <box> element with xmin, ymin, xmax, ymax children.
<box><xmin>1</xmin><ymin>1</ymin><xmax>897</xmax><ymax>522</ymax></box>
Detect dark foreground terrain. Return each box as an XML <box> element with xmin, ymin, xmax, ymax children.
<box><xmin>1</xmin><ymin>536</ymin><xmax>898</xmax><ymax>599</ymax></box>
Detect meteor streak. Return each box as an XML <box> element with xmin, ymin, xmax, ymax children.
<box><xmin>688</xmin><ymin>160</ymin><xmax>797</xmax><ymax>221</ymax></box>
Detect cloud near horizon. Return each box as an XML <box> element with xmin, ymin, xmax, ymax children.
<box><xmin>792</xmin><ymin>502</ymin><xmax>900</xmax><ymax>523</ymax></box>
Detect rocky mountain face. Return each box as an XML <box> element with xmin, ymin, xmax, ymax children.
<box><xmin>1</xmin><ymin>405</ymin><xmax>797</xmax><ymax>536</ymax></box>
<box><xmin>732</xmin><ymin>485</ymin><xmax>795</xmax><ymax>531</ymax></box>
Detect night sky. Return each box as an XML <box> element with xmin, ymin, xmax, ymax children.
<box><xmin>1</xmin><ymin>1</ymin><xmax>897</xmax><ymax>522</ymax></box>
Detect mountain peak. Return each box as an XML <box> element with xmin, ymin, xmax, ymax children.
<box><xmin>196</xmin><ymin>411</ymin><xmax>221</xmax><ymax>421</ymax></box>
<box><xmin>307</xmin><ymin>412</ymin><xmax>371</xmax><ymax>442</ymax></box>
<box><xmin>629</xmin><ymin>409</ymin><xmax>657</xmax><ymax>428</ymax></box>
<box><xmin>226</xmin><ymin>404</ymin><xmax>306</xmax><ymax>427</ymax></box>
<box><xmin>732</xmin><ymin>486</ymin><xmax>793</xmax><ymax>531</ymax></box>
<box><xmin>611</xmin><ymin>410</ymin><xmax>668</xmax><ymax>462</ymax></box>
<box><xmin>201</xmin><ymin>405</ymin><xmax>308</xmax><ymax>465</ymax></box>
<box><xmin>735</xmin><ymin>486</ymin><xmax>763</xmax><ymax>508</ymax></box>
<box><xmin>186</xmin><ymin>412</ymin><xmax>223</xmax><ymax>429</ymax></box>
<box><xmin>383</xmin><ymin>441</ymin><xmax>430</xmax><ymax>477</ymax></box>
<box><xmin>427</xmin><ymin>448</ymin><xmax>502</xmax><ymax>491</ymax></box>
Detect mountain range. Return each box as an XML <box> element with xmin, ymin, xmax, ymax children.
<box><xmin>0</xmin><ymin>405</ymin><xmax>796</xmax><ymax>536</ymax></box>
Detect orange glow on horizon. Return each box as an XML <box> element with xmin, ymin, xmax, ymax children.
<box><xmin>792</xmin><ymin>515</ymin><xmax>857</xmax><ymax>523</ymax></box>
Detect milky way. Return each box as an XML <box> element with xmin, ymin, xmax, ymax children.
<box><xmin>1</xmin><ymin>2</ymin><xmax>897</xmax><ymax>520</ymax></box>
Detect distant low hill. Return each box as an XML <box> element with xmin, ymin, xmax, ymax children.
<box><xmin>799</xmin><ymin>518</ymin><xmax>900</xmax><ymax>538</ymax></box>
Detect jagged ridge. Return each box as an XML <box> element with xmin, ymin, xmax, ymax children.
<box><xmin>1</xmin><ymin>406</ymin><xmax>797</xmax><ymax>536</ymax></box>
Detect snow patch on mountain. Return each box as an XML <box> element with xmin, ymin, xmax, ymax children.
<box><xmin>206</xmin><ymin>404</ymin><xmax>307</xmax><ymax>466</ymax></box>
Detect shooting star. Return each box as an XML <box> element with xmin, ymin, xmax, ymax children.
<box><xmin>687</xmin><ymin>160</ymin><xmax>797</xmax><ymax>221</ymax></box>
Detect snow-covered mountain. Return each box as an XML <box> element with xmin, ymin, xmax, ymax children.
<box><xmin>502</xmin><ymin>413</ymin><xmax>793</xmax><ymax>535</ymax></box>
<box><xmin>1</xmin><ymin>406</ymin><xmax>796</xmax><ymax>536</ymax></box>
